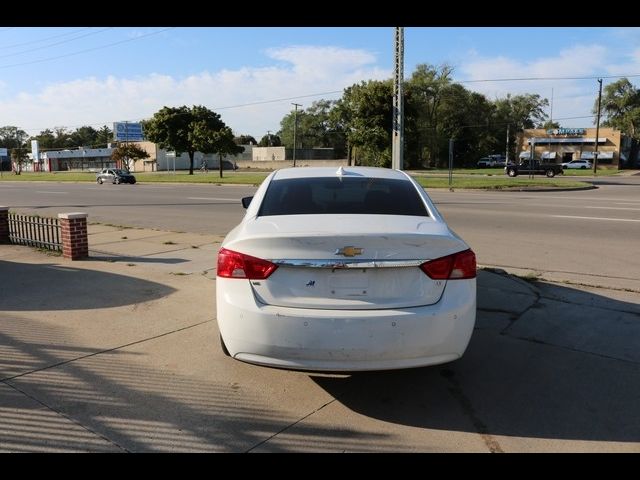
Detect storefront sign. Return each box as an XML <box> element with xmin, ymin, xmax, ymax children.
<box><xmin>547</xmin><ymin>128</ymin><xmax>586</xmax><ymax>135</ymax></box>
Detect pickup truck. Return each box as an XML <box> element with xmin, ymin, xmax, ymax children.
<box><xmin>505</xmin><ymin>160</ymin><xmax>564</xmax><ymax>178</ymax></box>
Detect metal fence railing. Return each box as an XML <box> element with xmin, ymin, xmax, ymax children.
<box><xmin>8</xmin><ymin>213</ymin><xmax>61</xmax><ymax>252</ymax></box>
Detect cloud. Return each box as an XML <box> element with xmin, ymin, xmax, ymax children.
<box><xmin>0</xmin><ymin>45</ymin><xmax>390</xmax><ymax>138</ymax></box>
<box><xmin>459</xmin><ymin>44</ymin><xmax>610</xmax><ymax>127</ymax></box>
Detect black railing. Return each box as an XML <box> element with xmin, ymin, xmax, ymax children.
<box><xmin>8</xmin><ymin>213</ymin><xmax>61</xmax><ymax>252</ymax></box>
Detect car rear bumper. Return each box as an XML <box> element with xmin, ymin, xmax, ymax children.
<box><xmin>216</xmin><ymin>278</ymin><xmax>476</xmax><ymax>371</ymax></box>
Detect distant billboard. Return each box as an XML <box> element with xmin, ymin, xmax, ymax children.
<box><xmin>113</xmin><ymin>122</ymin><xmax>144</xmax><ymax>142</ymax></box>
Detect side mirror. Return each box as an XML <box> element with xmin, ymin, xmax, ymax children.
<box><xmin>241</xmin><ymin>196</ymin><xmax>253</xmax><ymax>209</ymax></box>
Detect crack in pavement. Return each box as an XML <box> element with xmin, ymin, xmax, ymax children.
<box><xmin>439</xmin><ymin>368</ymin><xmax>503</xmax><ymax>453</ymax></box>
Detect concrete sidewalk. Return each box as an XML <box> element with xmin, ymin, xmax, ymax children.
<box><xmin>1</xmin><ymin>230</ymin><xmax>639</xmax><ymax>452</ymax></box>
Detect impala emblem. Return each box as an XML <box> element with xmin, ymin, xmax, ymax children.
<box><xmin>335</xmin><ymin>246</ymin><xmax>363</xmax><ymax>257</ymax></box>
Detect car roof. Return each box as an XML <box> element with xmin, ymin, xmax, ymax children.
<box><xmin>271</xmin><ymin>166</ymin><xmax>410</xmax><ymax>181</ymax></box>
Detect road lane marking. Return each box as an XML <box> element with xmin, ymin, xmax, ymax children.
<box><xmin>586</xmin><ymin>206</ymin><xmax>640</xmax><ymax>211</ymax></box>
<box><xmin>36</xmin><ymin>191</ymin><xmax>68</xmax><ymax>194</ymax></box>
<box><xmin>187</xmin><ymin>197</ymin><xmax>239</xmax><ymax>201</ymax></box>
<box><xmin>552</xmin><ymin>215</ymin><xmax>640</xmax><ymax>223</ymax></box>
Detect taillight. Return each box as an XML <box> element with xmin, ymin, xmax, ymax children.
<box><xmin>217</xmin><ymin>248</ymin><xmax>278</xmax><ymax>279</ymax></box>
<box><xmin>420</xmin><ymin>249</ymin><xmax>476</xmax><ymax>280</ymax></box>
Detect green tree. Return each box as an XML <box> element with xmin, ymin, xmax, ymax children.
<box><xmin>51</xmin><ymin>127</ymin><xmax>74</xmax><ymax>148</ymax></box>
<box><xmin>234</xmin><ymin>135</ymin><xmax>257</xmax><ymax>145</ymax></box>
<box><xmin>96</xmin><ymin>125</ymin><xmax>113</xmax><ymax>147</ymax></box>
<box><xmin>143</xmin><ymin>105</ymin><xmax>227</xmax><ymax>175</ymax></box>
<box><xmin>258</xmin><ymin>134</ymin><xmax>282</xmax><ymax>147</ymax></box>
<box><xmin>70</xmin><ymin>126</ymin><xmax>98</xmax><ymax>147</ymax></box>
<box><xmin>277</xmin><ymin>100</ymin><xmax>346</xmax><ymax>159</ymax></box>
<box><xmin>333</xmin><ymin>79</ymin><xmax>393</xmax><ymax>167</ymax></box>
<box><xmin>435</xmin><ymin>85</ymin><xmax>496</xmax><ymax>167</ymax></box>
<box><xmin>111</xmin><ymin>143</ymin><xmax>150</xmax><ymax>171</ymax></box>
<box><xmin>196</xmin><ymin>125</ymin><xmax>244</xmax><ymax>178</ymax></box>
<box><xmin>404</xmin><ymin>64</ymin><xmax>454</xmax><ymax>168</ymax></box>
<box><xmin>491</xmin><ymin>93</ymin><xmax>549</xmax><ymax>161</ymax></box>
<box><xmin>0</xmin><ymin>126</ymin><xmax>27</xmax><ymax>149</ymax></box>
<box><xmin>596</xmin><ymin>78</ymin><xmax>640</xmax><ymax>139</ymax></box>
<box><xmin>31</xmin><ymin>129</ymin><xmax>56</xmax><ymax>149</ymax></box>
<box><xmin>10</xmin><ymin>147</ymin><xmax>28</xmax><ymax>174</ymax></box>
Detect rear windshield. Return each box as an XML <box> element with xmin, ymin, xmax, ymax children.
<box><xmin>258</xmin><ymin>177</ymin><xmax>429</xmax><ymax>217</ymax></box>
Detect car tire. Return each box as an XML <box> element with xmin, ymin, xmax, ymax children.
<box><xmin>97</xmin><ymin>178</ymin><xmax>103</xmax><ymax>184</ymax></box>
<box><xmin>581</xmin><ymin>166</ymin><xmax>586</xmax><ymax>169</ymax></box>
<box><xmin>130</xmin><ymin>179</ymin><xmax>136</xmax><ymax>184</ymax></box>
<box><xmin>546</xmin><ymin>170</ymin><xmax>556</xmax><ymax>178</ymax></box>
<box><xmin>507</xmin><ymin>168</ymin><xmax>517</xmax><ymax>177</ymax></box>
<box><xmin>219</xmin><ymin>334</ymin><xmax>230</xmax><ymax>357</ymax></box>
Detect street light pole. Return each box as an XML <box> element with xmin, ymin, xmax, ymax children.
<box><xmin>593</xmin><ymin>78</ymin><xmax>603</xmax><ymax>176</ymax></box>
<box><xmin>292</xmin><ymin>103</ymin><xmax>301</xmax><ymax>167</ymax></box>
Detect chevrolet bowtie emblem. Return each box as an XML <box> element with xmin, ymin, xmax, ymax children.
<box><xmin>335</xmin><ymin>246</ymin><xmax>363</xmax><ymax>257</ymax></box>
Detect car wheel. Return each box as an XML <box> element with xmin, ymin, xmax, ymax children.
<box><xmin>219</xmin><ymin>334</ymin><xmax>230</xmax><ymax>357</ymax></box>
<box><xmin>546</xmin><ymin>169</ymin><xmax>556</xmax><ymax>178</ymax></box>
<box><xmin>97</xmin><ymin>178</ymin><xmax>103</xmax><ymax>184</ymax></box>
<box><xmin>115</xmin><ymin>177</ymin><xmax>121</xmax><ymax>184</ymax></box>
<box><xmin>581</xmin><ymin>166</ymin><xmax>586</xmax><ymax>169</ymax></box>
<box><xmin>507</xmin><ymin>168</ymin><xmax>517</xmax><ymax>177</ymax></box>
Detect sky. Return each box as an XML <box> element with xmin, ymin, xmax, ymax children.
<box><xmin>1</xmin><ymin>26</ymin><xmax>639</xmax><ymax>141</ymax></box>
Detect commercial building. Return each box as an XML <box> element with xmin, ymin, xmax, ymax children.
<box><xmin>39</xmin><ymin>147</ymin><xmax>115</xmax><ymax>172</ymax></box>
<box><xmin>516</xmin><ymin>127</ymin><xmax>621</xmax><ymax>168</ymax></box>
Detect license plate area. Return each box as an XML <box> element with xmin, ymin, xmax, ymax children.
<box><xmin>328</xmin><ymin>269</ymin><xmax>369</xmax><ymax>297</ymax></box>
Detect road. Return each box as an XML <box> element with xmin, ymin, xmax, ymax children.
<box><xmin>1</xmin><ymin>174</ymin><xmax>639</xmax><ymax>289</ymax></box>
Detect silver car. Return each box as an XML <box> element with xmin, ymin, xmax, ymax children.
<box><xmin>96</xmin><ymin>168</ymin><xmax>136</xmax><ymax>184</ymax></box>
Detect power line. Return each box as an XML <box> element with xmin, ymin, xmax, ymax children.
<box><xmin>0</xmin><ymin>28</ymin><xmax>113</xmax><ymax>60</ymax></box>
<box><xmin>0</xmin><ymin>27</ymin><xmax>91</xmax><ymax>50</ymax></box>
<box><xmin>457</xmin><ymin>73</ymin><xmax>640</xmax><ymax>84</ymax></box>
<box><xmin>12</xmin><ymin>71</ymin><xmax>636</xmax><ymax>135</ymax></box>
<box><xmin>213</xmin><ymin>91</ymin><xmax>343</xmax><ymax>110</ymax></box>
<box><xmin>0</xmin><ymin>27</ymin><xmax>174</xmax><ymax>70</ymax></box>
<box><xmin>15</xmin><ymin>91</ymin><xmax>344</xmax><ymax>134</ymax></box>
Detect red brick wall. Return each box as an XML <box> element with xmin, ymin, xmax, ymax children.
<box><xmin>58</xmin><ymin>213</ymin><xmax>88</xmax><ymax>260</ymax></box>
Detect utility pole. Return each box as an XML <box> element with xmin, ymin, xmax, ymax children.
<box><xmin>267</xmin><ymin>130</ymin><xmax>272</xmax><ymax>147</ymax></box>
<box><xmin>291</xmin><ymin>103</ymin><xmax>301</xmax><ymax>167</ymax></box>
<box><xmin>505</xmin><ymin>124</ymin><xmax>510</xmax><ymax>166</ymax></box>
<box><xmin>529</xmin><ymin>139</ymin><xmax>535</xmax><ymax>180</ymax></box>
<box><xmin>392</xmin><ymin>27</ymin><xmax>404</xmax><ymax>170</ymax></box>
<box><xmin>124</xmin><ymin>120</ymin><xmax>129</xmax><ymax>171</ymax></box>
<box><xmin>593</xmin><ymin>78</ymin><xmax>603</xmax><ymax>175</ymax></box>
<box><xmin>448</xmin><ymin>138</ymin><xmax>454</xmax><ymax>191</ymax></box>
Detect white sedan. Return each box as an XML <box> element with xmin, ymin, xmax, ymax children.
<box><xmin>216</xmin><ymin>166</ymin><xmax>476</xmax><ymax>371</ymax></box>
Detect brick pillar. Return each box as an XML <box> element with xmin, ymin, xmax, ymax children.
<box><xmin>58</xmin><ymin>212</ymin><xmax>88</xmax><ymax>260</ymax></box>
<box><xmin>0</xmin><ymin>207</ymin><xmax>8</xmax><ymax>244</ymax></box>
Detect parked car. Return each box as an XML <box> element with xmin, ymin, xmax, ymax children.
<box><xmin>220</xmin><ymin>160</ymin><xmax>238</xmax><ymax>170</ymax></box>
<box><xmin>477</xmin><ymin>157</ymin><xmax>498</xmax><ymax>168</ymax></box>
<box><xmin>477</xmin><ymin>155</ymin><xmax>506</xmax><ymax>168</ymax></box>
<box><xmin>561</xmin><ymin>159</ymin><xmax>592</xmax><ymax>170</ymax></box>
<box><xmin>216</xmin><ymin>166</ymin><xmax>477</xmax><ymax>372</ymax></box>
<box><xmin>96</xmin><ymin>168</ymin><xmax>136</xmax><ymax>184</ymax></box>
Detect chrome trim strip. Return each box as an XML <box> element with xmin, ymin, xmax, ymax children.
<box><xmin>270</xmin><ymin>259</ymin><xmax>425</xmax><ymax>269</ymax></box>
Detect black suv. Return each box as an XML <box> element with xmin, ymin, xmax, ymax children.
<box><xmin>96</xmin><ymin>168</ymin><xmax>136</xmax><ymax>184</ymax></box>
